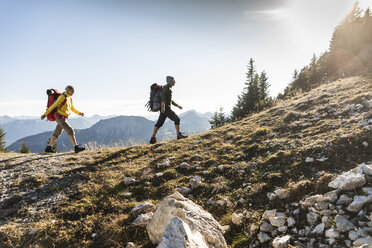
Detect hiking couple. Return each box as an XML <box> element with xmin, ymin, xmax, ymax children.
<box><xmin>40</xmin><ymin>76</ymin><xmax>187</xmax><ymax>153</ymax></box>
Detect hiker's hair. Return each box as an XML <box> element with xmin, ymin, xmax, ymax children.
<box><xmin>65</xmin><ymin>85</ymin><xmax>74</xmax><ymax>92</ymax></box>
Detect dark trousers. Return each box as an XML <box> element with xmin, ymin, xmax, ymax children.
<box><xmin>155</xmin><ymin>106</ymin><xmax>180</xmax><ymax>128</ymax></box>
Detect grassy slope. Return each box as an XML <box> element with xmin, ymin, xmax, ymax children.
<box><xmin>1</xmin><ymin>76</ymin><xmax>372</xmax><ymax>248</ymax></box>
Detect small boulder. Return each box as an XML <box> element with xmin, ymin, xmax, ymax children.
<box><xmin>272</xmin><ymin>235</ymin><xmax>291</xmax><ymax>248</ymax></box>
<box><xmin>131</xmin><ymin>202</ymin><xmax>155</xmax><ymax>218</ymax></box>
<box><xmin>124</xmin><ymin>177</ymin><xmax>136</xmax><ymax>185</ymax></box>
<box><xmin>190</xmin><ymin>176</ymin><xmax>202</xmax><ymax>189</ymax></box>
<box><xmin>328</xmin><ymin>170</ymin><xmax>365</xmax><ymax>190</ymax></box>
<box><xmin>231</xmin><ymin>213</ymin><xmax>244</xmax><ymax>225</ymax></box>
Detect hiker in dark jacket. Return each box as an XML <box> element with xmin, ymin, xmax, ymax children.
<box><xmin>150</xmin><ymin>76</ymin><xmax>187</xmax><ymax>144</ymax></box>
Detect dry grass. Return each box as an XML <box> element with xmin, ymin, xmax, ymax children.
<box><xmin>0</xmin><ymin>76</ymin><xmax>372</xmax><ymax>247</ymax></box>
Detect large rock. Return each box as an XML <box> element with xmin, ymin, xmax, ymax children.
<box><xmin>157</xmin><ymin>217</ymin><xmax>208</xmax><ymax>248</ymax></box>
<box><xmin>347</xmin><ymin>195</ymin><xmax>372</xmax><ymax>212</ymax></box>
<box><xmin>147</xmin><ymin>192</ymin><xmax>227</xmax><ymax>248</ymax></box>
<box><xmin>328</xmin><ymin>170</ymin><xmax>366</xmax><ymax>190</ymax></box>
<box><xmin>360</xmin><ymin>163</ymin><xmax>372</xmax><ymax>175</ymax></box>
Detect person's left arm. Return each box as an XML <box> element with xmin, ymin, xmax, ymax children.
<box><xmin>172</xmin><ymin>101</ymin><xmax>182</xmax><ymax>110</ymax></box>
<box><xmin>71</xmin><ymin>99</ymin><xmax>84</xmax><ymax>116</ymax></box>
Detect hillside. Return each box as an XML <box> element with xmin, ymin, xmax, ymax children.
<box><xmin>7</xmin><ymin>111</ymin><xmax>211</xmax><ymax>153</ymax></box>
<box><xmin>0</xmin><ymin>76</ymin><xmax>371</xmax><ymax>247</ymax></box>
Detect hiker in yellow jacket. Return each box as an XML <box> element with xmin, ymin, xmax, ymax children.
<box><xmin>41</xmin><ymin>85</ymin><xmax>86</xmax><ymax>153</ymax></box>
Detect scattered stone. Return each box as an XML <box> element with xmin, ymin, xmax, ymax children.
<box><xmin>360</xmin><ymin>163</ymin><xmax>372</xmax><ymax>175</ymax></box>
<box><xmin>305</xmin><ymin>157</ymin><xmax>314</xmax><ymax>163</ymax></box>
<box><xmin>260</xmin><ymin>221</ymin><xmax>274</xmax><ymax>232</ymax></box>
<box><xmin>156</xmin><ymin>173</ymin><xmax>163</xmax><ymax>177</ymax></box>
<box><xmin>179</xmin><ymin>162</ymin><xmax>189</xmax><ymax>169</ymax></box>
<box><xmin>325</xmin><ymin>228</ymin><xmax>340</xmax><ymax>239</ymax></box>
<box><xmin>274</xmin><ymin>188</ymin><xmax>291</xmax><ymax>199</ymax></box>
<box><xmin>312</xmin><ymin>223</ymin><xmax>325</xmax><ymax>234</ymax></box>
<box><xmin>217</xmin><ymin>165</ymin><xmax>224</xmax><ymax>171</ymax></box>
<box><xmin>335</xmin><ymin>215</ymin><xmax>354</xmax><ymax>232</ymax></box>
<box><xmin>133</xmin><ymin>213</ymin><xmax>154</xmax><ymax>225</ymax></box>
<box><xmin>336</xmin><ymin>194</ymin><xmax>353</xmax><ymax>205</ymax></box>
<box><xmin>257</xmin><ymin>232</ymin><xmax>271</xmax><ymax>243</ymax></box>
<box><xmin>231</xmin><ymin>213</ymin><xmax>244</xmax><ymax>225</ymax></box>
<box><xmin>262</xmin><ymin>209</ymin><xmax>277</xmax><ymax>220</ymax></box>
<box><xmin>124</xmin><ymin>177</ymin><xmax>136</xmax><ymax>185</ymax></box>
<box><xmin>178</xmin><ymin>187</ymin><xmax>192</xmax><ymax>195</ymax></box>
<box><xmin>328</xmin><ymin>170</ymin><xmax>366</xmax><ymax>190</ymax></box>
<box><xmin>307</xmin><ymin>212</ymin><xmax>320</xmax><ymax>225</ymax></box>
<box><xmin>158</xmin><ymin>158</ymin><xmax>171</xmax><ymax>168</ymax></box>
<box><xmin>126</xmin><ymin>242</ymin><xmax>136</xmax><ymax>248</ymax></box>
<box><xmin>190</xmin><ymin>176</ymin><xmax>202</xmax><ymax>189</ymax></box>
<box><xmin>272</xmin><ymin>235</ymin><xmax>291</xmax><ymax>248</ymax></box>
<box><xmin>347</xmin><ymin>195</ymin><xmax>372</xmax><ymax>212</ymax></box>
<box><xmin>362</xmin><ymin>142</ymin><xmax>368</xmax><ymax>148</ymax></box>
<box><xmin>269</xmin><ymin>216</ymin><xmax>286</xmax><ymax>228</ymax></box>
<box><xmin>287</xmin><ymin>217</ymin><xmax>296</xmax><ymax>227</ymax></box>
<box><xmin>131</xmin><ymin>202</ymin><xmax>155</xmax><ymax>218</ymax></box>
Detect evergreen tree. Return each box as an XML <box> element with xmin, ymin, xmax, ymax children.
<box><xmin>0</xmin><ymin>127</ymin><xmax>7</xmax><ymax>152</ymax></box>
<box><xmin>19</xmin><ymin>141</ymin><xmax>30</xmax><ymax>153</ymax></box>
<box><xmin>210</xmin><ymin>107</ymin><xmax>229</xmax><ymax>129</ymax></box>
<box><xmin>258</xmin><ymin>71</ymin><xmax>270</xmax><ymax>101</ymax></box>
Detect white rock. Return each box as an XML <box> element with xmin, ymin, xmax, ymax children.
<box><xmin>328</xmin><ymin>170</ymin><xmax>366</xmax><ymax>190</ymax></box>
<box><xmin>262</xmin><ymin>209</ymin><xmax>277</xmax><ymax>220</ymax></box>
<box><xmin>131</xmin><ymin>201</ymin><xmax>155</xmax><ymax>218</ymax></box>
<box><xmin>147</xmin><ymin>192</ymin><xmax>227</xmax><ymax>247</ymax></box>
<box><xmin>269</xmin><ymin>216</ymin><xmax>286</xmax><ymax>227</ymax></box>
<box><xmin>287</xmin><ymin>217</ymin><xmax>296</xmax><ymax>227</ymax></box>
<box><xmin>124</xmin><ymin>192</ymin><xmax>132</xmax><ymax>198</ymax></box>
<box><xmin>179</xmin><ymin>162</ymin><xmax>189</xmax><ymax>169</ymax></box>
<box><xmin>335</xmin><ymin>215</ymin><xmax>354</xmax><ymax>232</ymax></box>
<box><xmin>91</xmin><ymin>233</ymin><xmax>97</xmax><ymax>238</ymax></box>
<box><xmin>278</xmin><ymin>226</ymin><xmax>288</xmax><ymax>233</ymax></box>
<box><xmin>272</xmin><ymin>235</ymin><xmax>291</xmax><ymax>248</ymax></box>
<box><xmin>325</xmin><ymin>228</ymin><xmax>340</xmax><ymax>239</ymax></box>
<box><xmin>267</xmin><ymin>192</ymin><xmax>277</xmax><ymax>201</ymax></box>
<box><xmin>361</xmin><ymin>187</ymin><xmax>372</xmax><ymax>195</ymax></box>
<box><xmin>353</xmin><ymin>237</ymin><xmax>372</xmax><ymax>247</ymax></box>
<box><xmin>190</xmin><ymin>176</ymin><xmax>202</xmax><ymax>189</ymax></box>
<box><xmin>362</xmin><ymin>142</ymin><xmax>368</xmax><ymax>148</ymax></box>
<box><xmin>312</xmin><ymin>223</ymin><xmax>325</xmax><ymax>234</ymax></box>
<box><xmin>126</xmin><ymin>242</ymin><xmax>136</xmax><ymax>248</ymax></box>
<box><xmin>300</xmin><ymin>194</ymin><xmax>323</xmax><ymax>208</ymax></box>
<box><xmin>257</xmin><ymin>232</ymin><xmax>271</xmax><ymax>243</ymax></box>
<box><xmin>274</xmin><ymin>188</ymin><xmax>291</xmax><ymax>199</ymax></box>
<box><xmin>260</xmin><ymin>221</ymin><xmax>274</xmax><ymax>232</ymax></box>
<box><xmin>156</xmin><ymin>173</ymin><xmax>163</xmax><ymax>177</ymax></box>
<box><xmin>337</xmin><ymin>194</ymin><xmax>353</xmax><ymax>205</ymax></box>
<box><xmin>231</xmin><ymin>213</ymin><xmax>244</xmax><ymax>225</ymax></box>
<box><xmin>305</xmin><ymin>157</ymin><xmax>314</xmax><ymax>163</ymax></box>
<box><xmin>124</xmin><ymin>177</ymin><xmax>136</xmax><ymax>185</ymax></box>
<box><xmin>178</xmin><ymin>187</ymin><xmax>192</xmax><ymax>195</ymax></box>
<box><xmin>307</xmin><ymin>212</ymin><xmax>320</xmax><ymax>225</ymax></box>
<box><xmin>159</xmin><ymin>158</ymin><xmax>171</xmax><ymax>167</ymax></box>
<box><xmin>133</xmin><ymin>213</ymin><xmax>154</xmax><ymax>225</ymax></box>
<box><xmin>360</xmin><ymin>163</ymin><xmax>372</xmax><ymax>175</ymax></box>
<box><xmin>157</xmin><ymin>217</ymin><xmax>208</xmax><ymax>248</ymax></box>
<box><xmin>323</xmin><ymin>190</ymin><xmax>339</xmax><ymax>202</ymax></box>
<box><xmin>217</xmin><ymin>165</ymin><xmax>224</xmax><ymax>171</ymax></box>
<box><xmin>347</xmin><ymin>195</ymin><xmax>372</xmax><ymax>212</ymax></box>
<box><xmin>349</xmin><ymin>230</ymin><xmax>359</xmax><ymax>241</ymax></box>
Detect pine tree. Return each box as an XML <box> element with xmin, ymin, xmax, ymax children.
<box><xmin>0</xmin><ymin>127</ymin><xmax>7</xmax><ymax>152</ymax></box>
<box><xmin>19</xmin><ymin>141</ymin><xmax>30</xmax><ymax>153</ymax></box>
<box><xmin>210</xmin><ymin>107</ymin><xmax>229</xmax><ymax>128</ymax></box>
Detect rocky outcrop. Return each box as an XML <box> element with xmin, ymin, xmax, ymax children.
<box><xmin>254</xmin><ymin>163</ymin><xmax>372</xmax><ymax>247</ymax></box>
<box><xmin>147</xmin><ymin>192</ymin><xmax>227</xmax><ymax>248</ymax></box>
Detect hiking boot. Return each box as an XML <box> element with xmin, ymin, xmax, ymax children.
<box><xmin>177</xmin><ymin>132</ymin><xmax>188</xmax><ymax>140</ymax></box>
<box><xmin>44</xmin><ymin>145</ymin><xmax>55</xmax><ymax>153</ymax></box>
<box><xmin>74</xmin><ymin>145</ymin><xmax>86</xmax><ymax>153</ymax></box>
<box><xmin>150</xmin><ymin>136</ymin><xmax>157</xmax><ymax>144</ymax></box>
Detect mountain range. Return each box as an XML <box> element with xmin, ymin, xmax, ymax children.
<box><xmin>7</xmin><ymin>110</ymin><xmax>212</xmax><ymax>153</ymax></box>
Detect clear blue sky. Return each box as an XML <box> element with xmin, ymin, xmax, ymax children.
<box><xmin>0</xmin><ymin>0</ymin><xmax>370</xmax><ymax>117</ymax></box>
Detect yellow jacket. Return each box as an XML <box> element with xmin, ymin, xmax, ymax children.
<box><xmin>44</xmin><ymin>92</ymin><xmax>81</xmax><ymax>117</ymax></box>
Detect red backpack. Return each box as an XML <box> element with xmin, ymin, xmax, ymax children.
<box><xmin>46</xmin><ymin>89</ymin><xmax>67</xmax><ymax>121</ymax></box>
